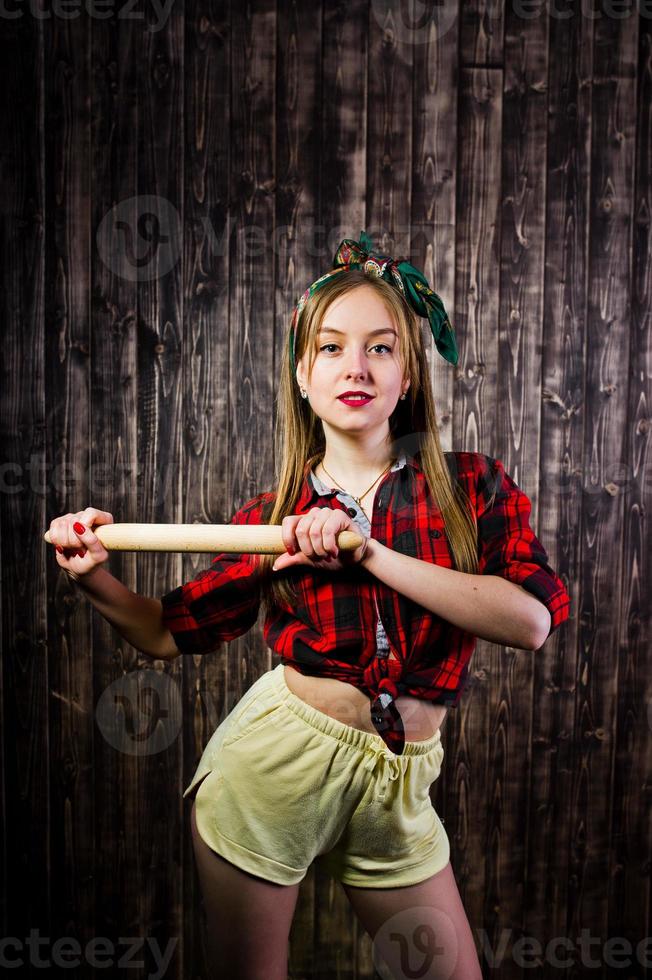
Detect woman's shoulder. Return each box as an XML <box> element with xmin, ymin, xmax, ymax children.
<box><xmin>231</xmin><ymin>490</ymin><xmax>277</xmax><ymax>524</ymax></box>
<box><xmin>443</xmin><ymin>449</ymin><xmax>493</xmax><ymax>484</ymax></box>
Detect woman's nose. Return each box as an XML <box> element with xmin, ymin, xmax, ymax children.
<box><xmin>343</xmin><ymin>353</ymin><xmax>368</xmax><ymax>375</ymax></box>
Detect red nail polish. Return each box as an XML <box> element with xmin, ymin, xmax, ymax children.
<box><xmin>56</xmin><ymin>545</ymin><xmax>63</xmax><ymax>554</ymax></box>
<box><xmin>73</xmin><ymin>522</ymin><xmax>86</xmax><ymax>535</ymax></box>
<box><xmin>78</xmin><ymin>549</ymin><xmax>86</xmax><ymax>558</ymax></box>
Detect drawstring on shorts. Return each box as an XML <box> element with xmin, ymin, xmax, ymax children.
<box><xmin>362</xmin><ymin>744</ymin><xmax>402</xmax><ymax>800</ymax></box>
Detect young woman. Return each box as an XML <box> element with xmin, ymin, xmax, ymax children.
<box><xmin>48</xmin><ymin>233</ymin><xmax>569</xmax><ymax>980</ymax></box>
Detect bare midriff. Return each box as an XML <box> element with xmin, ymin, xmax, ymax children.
<box><xmin>283</xmin><ymin>663</ymin><xmax>449</xmax><ymax>742</ymax></box>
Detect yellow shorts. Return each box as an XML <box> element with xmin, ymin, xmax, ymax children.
<box><xmin>184</xmin><ymin>662</ymin><xmax>450</xmax><ymax>888</ymax></box>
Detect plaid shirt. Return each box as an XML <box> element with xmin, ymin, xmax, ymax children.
<box><xmin>160</xmin><ymin>450</ymin><xmax>570</xmax><ymax>752</ymax></box>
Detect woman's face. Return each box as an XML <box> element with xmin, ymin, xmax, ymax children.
<box><xmin>296</xmin><ymin>285</ymin><xmax>409</xmax><ymax>438</ymax></box>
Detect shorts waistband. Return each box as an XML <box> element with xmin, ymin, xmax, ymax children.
<box><xmin>269</xmin><ymin>662</ymin><xmax>442</xmax><ymax>758</ymax></box>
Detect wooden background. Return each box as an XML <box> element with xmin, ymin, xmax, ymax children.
<box><xmin>1</xmin><ymin>1</ymin><xmax>650</xmax><ymax>977</ymax></box>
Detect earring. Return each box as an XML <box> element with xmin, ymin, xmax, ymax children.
<box><xmin>400</xmin><ymin>392</ymin><xmax>407</xmax><ymax>400</ymax></box>
<box><xmin>300</xmin><ymin>388</ymin><xmax>308</xmax><ymax>399</ymax></box>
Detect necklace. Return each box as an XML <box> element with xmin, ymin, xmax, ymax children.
<box><xmin>319</xmin><ymin>458</ymin><xmax>394</xmax><ymax>506</ymax></box>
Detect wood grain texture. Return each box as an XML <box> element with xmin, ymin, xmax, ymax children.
<box><xmin>529</xmin><ymin>7</ymin><xmax>593</xmax><ymax>976</ymax></box>
<box><xmin>608</xmin><ymin>18</ymin><xmax>652</xmax><ymax>964</ymax></box>
<box><xmin>136</xmin><ymin>0</ymin><xmax>186</xmax><ymax>975</ymax></box>
<box><xmin>461</xmin><ymin>0</ymin><xmax>505</xmax><ymax>69</ymax></box>
<box><xmin>610</xmin><ymin>11</ymin><xmax>652</xmax><ymax>966</ymax></box>
<box><xmin>450</xmin><ymin>61</ymin><xmax>504</xmax><ymax>960</ymax></box>
<box><xmin>1</xmin><ymin>3</ymin><xmax>650</xmax><ymax>979</ymax></box>
<box><xmin>571</xmin><ymin>16</ymin><xmax>639</xmax><ymax>980</ymax></box>
<box><xmin>89</xmin><ymin>5</ymin><xmax>142</xmax><ymax>975</ymax></box>
<box><xmin>43</xmin><ymin>5</ymin><xmax>96</xmax><ymax>960</ymax></box>
<box><xmin>484</xmin><ymin>9</ymin><xmax>549</xmax><ymax>979</ymax></box>
<box><xmin>411</xmin><ymin>4</ymin><xmax>458</xmax><ymax>454</ymax></box>
<box><xmin>0</xmin><ymin>5</ymin><xmax>49</xmax><ymax>949</ymax></box>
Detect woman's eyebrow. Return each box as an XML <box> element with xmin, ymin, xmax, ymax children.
<box><xmin>318</xmin><ymin>327</ymin><xmax>398</xmax><ymax>338</ymax></box>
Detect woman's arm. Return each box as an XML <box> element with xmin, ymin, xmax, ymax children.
<box><xmin>360</xmin><ymin>539</ymin><xmax>551</xmax><ymax>649</ymax></box>
<box><xmin>72</xmin><ymin>566</ymin><xmax>182</xmax><ymax>661</ymax></box>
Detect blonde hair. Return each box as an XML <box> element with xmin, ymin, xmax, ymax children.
<box><xmin>254</xmin><ymin>268</ymin><xmax>479</xmax><ymax>613</ymax></box>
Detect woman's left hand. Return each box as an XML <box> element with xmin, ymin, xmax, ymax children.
<box><xmin>272</xmin><ymin>507</ymin><xmax>370</xmax><ymax>573</ymax></box>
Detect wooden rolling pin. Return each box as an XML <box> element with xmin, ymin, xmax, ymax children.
<box><xmin>43</xmin><ymin>523</ymin><xmax>366</xmax><ymax>554</ymax></box>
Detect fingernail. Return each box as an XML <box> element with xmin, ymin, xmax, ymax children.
<box><xmin>56</xmin><ymin>546</ymin><xmax>63</xmax><ymax>554</ymax></box>
<box><xmin>73</xmin><ymin>522</ymin><xmax>86</xmax><ymax>535</ymax></box>
<box><xmin>272</xmin><ymin>564</ymin><xmax>279</xmax><ymax>571</ymax></box>
<box><xmin>78</xmin><ymin>549</ymin><xmax>86</xmax><ymax>558</ymax></box>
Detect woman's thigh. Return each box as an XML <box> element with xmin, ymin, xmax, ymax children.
<box><xmin>342</xmin><ymin>861</ymin><xmax>483</xmax><ymax>980</ymax></box>
<box><xmin>190</xmin><ymin>800</ymin><xmax>301</xmax><ymax>980</ymax></box>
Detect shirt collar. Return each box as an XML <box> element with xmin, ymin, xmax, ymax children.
<box><xmin>295</xmin><ymin>447</ymin><xmax>416</xmax><ymax>513</ymax></box>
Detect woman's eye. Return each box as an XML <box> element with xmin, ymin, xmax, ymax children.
<box><xmin>319</xmin><ymin>344</ymin><xmax>392</xmax><ymax>354</ymax></box>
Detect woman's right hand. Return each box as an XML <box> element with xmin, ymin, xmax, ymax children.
<box><xmin>48</xmin><ymin>508</ymin><xmax>114</xmax><ymax>581</ymax></box>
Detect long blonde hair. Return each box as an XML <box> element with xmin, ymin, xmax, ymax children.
<box><xmin>254</xmin><ymin>269</ymin><xmax>479</xmax><ymax>613</ymax></box>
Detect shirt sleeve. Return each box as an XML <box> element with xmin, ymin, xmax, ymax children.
<box><xmin>159</xmin><ymin>496</ymin><xmax>266</xmax><ymax>655</ymax></box>
<box><xmin>475</xmin><ymin>455</ymin><xmax>570</xmax><ymax>637</ymax></box>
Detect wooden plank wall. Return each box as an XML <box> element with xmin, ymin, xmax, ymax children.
<box><xmin>0</xmin><ymin>1</ymin><xmax>649</xmax><ymax>978</ymax></box>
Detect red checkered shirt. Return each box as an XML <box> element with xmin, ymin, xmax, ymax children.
<box><xmin>160</xmin><ymin>450</ymin><xmax>570</xmax><ymax>749</ymax></box>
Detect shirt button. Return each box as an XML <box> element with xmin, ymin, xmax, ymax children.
<box><xmin>430</xmin><ymin>529</ymin><xmax>441</xmax><ymax>538</ymax></box>
<box><xmin>346</xmin><ymin>507</ymin><xmax>357</xmax><ymax>517</ymax></box>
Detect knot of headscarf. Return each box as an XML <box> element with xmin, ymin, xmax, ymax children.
<box><xmin>289</xmin><ymin>230</ymin><xmax>458</xmax><ymax>374</ymax></box>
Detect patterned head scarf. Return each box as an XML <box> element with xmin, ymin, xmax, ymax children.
<box><xmin>289</xmin><ymin>230</ymin><xmax>458</xmax><ymax>374</ymax></box>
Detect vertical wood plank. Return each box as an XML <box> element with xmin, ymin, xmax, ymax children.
<box><xmin>460</xmin><ymin>0</ymin><xmax>505</xmax><ymax>67</ymax></box>
<box><xmin>321</xmin><ymin>0</ymin><xmax>368</xmax><ymax>248</ymax></box>
<box><xmin>411</xmin><ymin>3</ymin><xmax>459</xmax><ymax>454</ymax></box>
<box><xmin>43</xmin><ymin>6</ymin><xmax>95</xmax><ymax>955</ymax></box>
<box><xmin>136</xmin><ymin>2</ymin><xmax>185</xmax><ymax>977</ymax></box>
<box><xmin>570</xmin><ymin>17</ymin><xmax>638</xmax><ymax>978</ymax></box>
<box><xmin>182</xmin><ymin>0</ymin><xmax>232</xmax><ymax>975</ymax></box>
<box><xmin>366</xmin><ymin>2</ymin><xmax>413</xmax><ymax>253</ymax></box>
<box><xmin>90</xmin><ymin>5</ymin><xmax>141</xmax><ymax>962</ymax></box>
<box><xmin>609</xmin><ymin>8</ymin><xmax>652</xmax><ymax>967</ymax></box>
<box><xmin>0</xmin><ymin>7</ymin><xmax>49</xmax><ymax>951</ymax></box>
<box><xmin>484</xmin><ymin>9</ymin><xmax>550</xmax><ymax>978</ymax></box>
<box><xmin>137</xmin><ymin>1</ymin><xmax>186</xmax><ymax>974</ymax></box>
<box><xmin>449</xmin><ymin>63</ymin><xmax>503</xmax><ymax>964</ymax></box>
<box><xmin>527</xmin><ymin>8</ymin><xmax>594</xmax><ymax>972</ymax></box>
